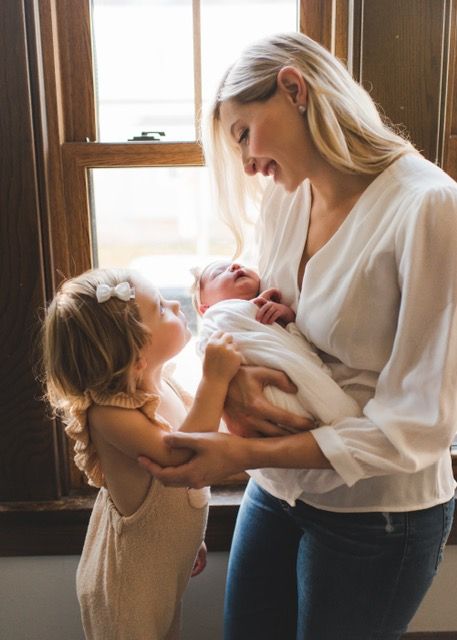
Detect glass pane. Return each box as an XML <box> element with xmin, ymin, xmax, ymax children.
<box><xmin>91</xmin><ymin>0</ymin><xmax>297</xmax><ymax>143</ymax></box>
<box><xmin>91</xmin><ymin>167</ymin><xmax>235</xmax><ymax>391</ymax></box>
<box><xmin>92</xmin><ymin>0</ymin><xmax>195</xmax><ymax>142</ymax></box>
<box><xmin>201</xmin><ymin>0</ymin><xmax>298</xmax><ymax>105</ymax></box>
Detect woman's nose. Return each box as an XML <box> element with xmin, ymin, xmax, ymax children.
<box><xmin>243</xmin><ymin>157</ymin><xmax>257</xmax><ymax>177</ymax></box>
<box><xmin>229</xmin><ymin>263</ymin><xmax>241</xmax><ymax>272</ymax></box>
<box><xmin>241</xmin><ymin>147</ymin><xmax>257</xmax><ymax>176</ymax></box>
<box><xmin>170</xmin><ymin>300</ymin><xmax>180</xmax><ymax>313</ymax></box>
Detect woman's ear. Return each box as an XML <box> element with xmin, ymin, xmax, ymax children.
<box><xmin>277</xmin><ymin>66</ymin><xmax>308</xmax><ymax>110</ymax></box>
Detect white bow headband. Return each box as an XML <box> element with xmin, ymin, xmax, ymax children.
<box><xmin>96</xmin><ymin>282</ymin><xmax>135</xmax><ymax>304</ymax></box>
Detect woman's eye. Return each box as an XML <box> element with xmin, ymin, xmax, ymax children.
<box><xmin>238</xmin><ymin>128</ymin><xmax>249</xmax><ymax>144</ymax></box>
<box><xmin>159</xmin><ymin>301</ymin><xmax>165</xmax><ymax>316</ymax></box>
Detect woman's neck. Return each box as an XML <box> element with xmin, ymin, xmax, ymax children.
<box><xmin>308</xmin><ymin>157</ymin><xmax>379</xmax><ymax>214</ymax></box>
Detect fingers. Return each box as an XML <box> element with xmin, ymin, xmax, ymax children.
<box><xmin>255</xmin><ymin>301</ymin><xmax>272</xmax><ymax>323</ymax></box>
<box><xmin>247</xmin><ymin>387</ymin><xmax>314</xmax><ymax>428</ymax></box>
<box><xmin>207</xmin><ymin>332</ymin><xmax>240</xmax><ymax>355</ymax></box>
<box><xmin>256</xmin><ymin>367</ymin><xmax>298</xmax><ymax>393</ymax></box>
<box><xmin>252</xmin><ymin>295</ymin><xmax>266</xmax><ymax>309</ymax></box>
<box><xmin>255</xmin><ymin>301</ymin><xmax>284</xmax><ymax>324</ymax></box>
<box><xmin>247</xmin><ymin>418</ymin><xmax>296</xmax><ymax>437</ymax></box>
<box><xmin>205</xmin><ymin>332</ymin><xmax>242</xmax><ymax>373</ymax></box>
<box><xmin>259</xmin><ymin>288</ymin><xmax>282</xmax><ymax>302</ymax></box>
<box><xmin>138</xmin><ymin>455</ymin><xmax>198</xmax><ymax>487</ymax></box>
<box><xmin>137</xmin><ymin>456</ymin><xmax>164</xmax><ymax>476</ymax></box>
<box><xmin>191</xmin><ymin>543</ymin><xmax>207</xmax><ymax>577</ymax></box>
<box><xmin>224</xmin><ymin>408</ymin><xmax>308</xmax><ymax>437</ymax></box>
<box><xmin>208</xmin><ymin>330</ymin><xmax>233</xmax><ymax>345</ymax></box>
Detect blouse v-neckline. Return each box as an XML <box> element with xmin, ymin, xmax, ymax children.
<box><xmin>296</xmin><ymin>169</ymin><xmax>390</xmax><ymax>292</ymax></box>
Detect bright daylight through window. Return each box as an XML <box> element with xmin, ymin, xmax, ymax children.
<box><xmin>90</xmin><ymin>0</ymin><xmax>297</xmax><ymax>391</ymax></box>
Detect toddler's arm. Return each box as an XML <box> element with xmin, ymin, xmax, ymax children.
<box><xmin>180</xmin><ymin>331</ymin><xmax>242</xmax><ymax>433</ymax></box>
<box><xmin>88</xmin><ymin>332</ymin><xmax>241</xmax><ymax>468</ymax></box>
<box><xmin>252</xmin><ymin>288</ymin><xmax>296</xmax><ymax>326</ymax></box>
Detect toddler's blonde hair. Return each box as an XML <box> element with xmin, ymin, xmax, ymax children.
<box><xmin>43</xmin><ymin>268</ymin><xmax>149</xmax><ymax>412</ymax></box>
<box><xmin>42</xmin><ymin>268</ymin><xmax>150</xmax><ymax>485</ymax></box>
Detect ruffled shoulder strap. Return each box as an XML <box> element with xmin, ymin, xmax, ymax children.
<box><xmin>65</xmin><ymin>388</ymin><xmax>161</xmax><ymax>488</ymax></box>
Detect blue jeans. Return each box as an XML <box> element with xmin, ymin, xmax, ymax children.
<box><xmin>224</xmin><ymin>480</ymin><xmax>455</xmax><ymax>640</ymax></box>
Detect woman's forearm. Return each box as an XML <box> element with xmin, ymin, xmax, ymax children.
<box><xmin>244</xmin><ymin>430</ymin><xmax>332</xmax><ymax>470</ymax></box>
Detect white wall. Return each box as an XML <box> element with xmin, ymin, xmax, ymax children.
<box><xmin>1</xmin><ymin>549</ymin><xmax>456</xmax><ymax>639</ymax></box>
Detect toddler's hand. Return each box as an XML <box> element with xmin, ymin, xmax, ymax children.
<box><xmin>191</xmin><ymin>542</ymin><xmax>207</xmax><ymax>577</ymax></box>
<box><xmin>203</xmin><ymin>331</ymin><xmax>242</xmax><ymax>381</ymax></box>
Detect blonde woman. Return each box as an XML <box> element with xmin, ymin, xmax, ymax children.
<box><xmin>140</xmin><ymin>33</ymin><xmax>457</xmax><ymax>639</ymax></box>
<box><xmin>43</xmin><ymin>268</ymin><xmax>241</xmax><ymax>639</ymax></box>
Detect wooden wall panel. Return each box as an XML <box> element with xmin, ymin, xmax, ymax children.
<box><xmin>355</xmin><ymin>0</ymin><xmax>448</xmax><ymax>163</ymax></box>
<box><xmin>0</xmin><ymin>1</ymin><xmax>60</xmax><ymax>500</ymax></box>
<box><xmin>300</xmin><ymin>0</ymin><xmax>333</xmax><ymax>50</ymax></box>
<box><xmin>300</xmin><ymin>0</ymin><xmax>349</xmax><ymax>60</ymax></box>
<box><xmin>55</xmin><ymin>0</ymin><xmax>96</xmax><ymax>142</ymax></box>
<box><xmin>443</xmin><ymin>0</ymin><xmax>457</xmax><ymax>179</ymax></box>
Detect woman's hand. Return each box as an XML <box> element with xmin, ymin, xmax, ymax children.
<box><xmin>138</xmin><ymin>431</ymin><xmax>248</xmax><ymax>488</ymax></box>
<box><xmin>224</xmin><ymin>366</ymin><xmax>315</xmax><ymax>438</ymax></box>
<box><xmin>191</xmin><ymin>542</ymin><xmax>207</xmax><ymax>577</ymax></box>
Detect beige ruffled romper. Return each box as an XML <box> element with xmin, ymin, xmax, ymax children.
<box><xmin>66</xmin><ymin>383</ymin><xmax>209</xmax><ymax>640</ymax></box>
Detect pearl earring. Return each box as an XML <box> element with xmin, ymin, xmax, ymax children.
<box><xmin>298</xmin><ymin>105</ymin><xmax>306</xmax><ymax>115</ymax></box>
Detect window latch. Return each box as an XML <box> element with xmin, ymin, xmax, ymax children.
<box><xmin>128</xmin><ymin>131</ymin><xmax>165</xmax><ymax>142</ymax></box>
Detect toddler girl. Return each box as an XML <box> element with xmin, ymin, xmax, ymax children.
<box><xmin>42</xmin><ymin>267</ymin><xmax>241</xmax><ymax>640</ymax></box>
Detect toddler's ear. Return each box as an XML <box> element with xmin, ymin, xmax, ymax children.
<box><xmin>134</xmin><ymin>356</ymin><xmax>147</xmax><ymax>373</ymax></box>
<box><xmin>199</xmin><ymin>304</ymin><xmax>209</xmax><ymax>315</ymax></box>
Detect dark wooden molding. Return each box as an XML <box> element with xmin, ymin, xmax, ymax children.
<box><xmin>1</xmin><ymin>485</ymin><xmax>457</xmax><ymax>557</ymax></box>
<box><xmin>403</xmin><ymin>634</ymin><xmax>457</xmax><ymax>639</ymax></box>
<box><xmin>0</xmin><ymin>0</ymin><xmax>62</xmax><ymax>501</ymax></box>
<box><xmin>0</xmin><ymin>487</ymin><xmax>242</xmax><ymax>556</ymax></box>
<box><xmin>55</xmin><ymin>0</ymin><xmax>96</xmax><ymax>142</ymax></box>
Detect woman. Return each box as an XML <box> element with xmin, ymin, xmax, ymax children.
<box><xmin>140</xmin><ymin>32</ymin><xmax>457</xmax><ymax>639</ymax></box>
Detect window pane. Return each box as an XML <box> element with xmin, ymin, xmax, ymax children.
<box><xmin>201</xmin><ymin>0</ymin><xmax>298</xmax><ymax>104</ymax></box>
<box><xmin>91</xmin><ymin>166</ymin><xmax>233</xmax><ymax>292</ymax></box>
<box><xmin>92</xmin><ymin>0</ymin><xmax>195</xmax><ymax>142</ymax></box>
<box><xmin>91</xmin><ymin>166</ymin><xmax>234</xmax><ymax>390</ymax></box>
<box><xmin>91</xmin><ymin>0</ymin><xmax>298</xmax><ymax>142</ymax></box>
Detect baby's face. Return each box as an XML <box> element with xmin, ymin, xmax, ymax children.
<box><xmin>199</xmin><ymin>261</ymin><xmax>260</xmax><ymax>311</ymax></box>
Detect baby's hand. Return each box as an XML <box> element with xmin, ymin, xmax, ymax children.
<box><xmin>203</xmin><ymin>331</ymin><xmax>242</xmax><ymax>381</ymax></box>
<box><xmin>254</xmin><ymin>287</ymin><xmax>282</xmax><ymax>303</ymax></box>
<box><xmin>253</xmin><ymin>291</ymin><xmax>296</xmax><ymax>326</ymax></box>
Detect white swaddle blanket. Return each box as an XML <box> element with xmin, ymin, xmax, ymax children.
<box><xmin>198</xmin><ymin>299</ymin><xmax>363</xmax><ymax>505</ymax></box>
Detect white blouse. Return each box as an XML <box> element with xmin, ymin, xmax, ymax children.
<box><xmin>257</xmin><ymin>153</ymin><xmax>457</xmax><ymax>512</ymax></box>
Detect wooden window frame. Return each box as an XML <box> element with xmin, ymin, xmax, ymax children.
<box><xmin>1</xmin><ymin>0</ymin><xmax>456</xmax><ymax>557</ymax></box>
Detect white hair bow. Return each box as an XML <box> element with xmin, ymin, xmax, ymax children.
<box><xmin>96</xmin><ymin>282</ymin><xmax>135</xmax><ymax>304</ymax></box>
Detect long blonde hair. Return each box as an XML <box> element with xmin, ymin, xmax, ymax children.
<box><xmin>202</xmin><ymin>31</ymin><xmax>414</xmax><ymax>255</ymax></box>
<box><xmin>42</xmin><ymin>268</ymin><xmax>149</xmax><ymax>485</ymax></box>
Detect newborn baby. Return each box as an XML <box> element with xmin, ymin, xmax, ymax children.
<box><xmin>191</xmin><ymin>260</ymin><xmax>363</xmax><ymax>506</ymax></box>
<box><xmin>195</xmin><ymin>260</ymin><xmax>295</xmax><ymax>326</ymax></box>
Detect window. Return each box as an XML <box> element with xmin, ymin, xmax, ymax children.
<box><xmin>90</xmin><ymin>0</ymin><xmax>298</xmax><ymax>395</ymax></box>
